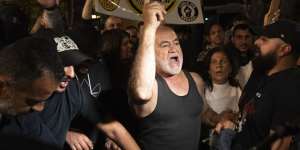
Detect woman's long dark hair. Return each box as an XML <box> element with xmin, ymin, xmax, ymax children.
<box><xmin>203</xmin><ymin>46</ymin><xmax>240</xmax><ymax>91</ymax></box>
<box><xmin>101</xmin><ymin>29</ymin><xmax>130</xmax><ymax>62</ymax></box>
<box><xmin>101</xmin><ymin>29</ymin><xmax>131</xmax><ymax>89</ymax></box>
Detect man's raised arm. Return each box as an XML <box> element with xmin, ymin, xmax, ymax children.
<box><xmin>128</xmin><ymin>1</ymin><xmax>166</xmax><ymax>102</ymax></box>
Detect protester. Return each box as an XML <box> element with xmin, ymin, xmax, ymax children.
<box><xmin>0</xmin><ymin>37</ymin><xmax>63</xmax><ymax>115</ymax></box>
<box><xmin>0</xmin><ymin>30</ymin><xmax>140</xmax><ymax>150</ymax></box>
<box><xmin>0</xmin><ymin>37</ymin><xmax>64</xmax><ymax>149</ymax></box>
<box><xmin>81</xmin><ymin>0</ymin><xmax>124</xmax><ymax>32</ymax></box>
<box><xmin>197</xmin><ymin>22</ymin><xmax>225</xmax><ymax>63</ymax></box>
<box><xmin>196</xmin><ymin>22</ymin><xmax>225</xmax><ymax>76</ymax></box>
<box><xmin>202</xmin><ymin>46</ymin><xmax>241</xmax><ymax>149</ymax></box>
<box><xmin>64</xmin><ymin>26</ymin><xmax>111</xmax><ymax>150</ymax></box>
<box><xmin>216</xmin><ymin>20</ymin><xmax>300</xmax><ymax>150</ymax></box>
<box><xmin>228</xmin><ymin>23</ymin><xmax>256</xmax><ymax>87</ymax></box>
<box><xmin>203</xmin><ymin>47</ymin><xmax>240</xmax><ymax>115</ymax></box>
<box><xmin>30</xmin><ymin>0</ymin><xmax>65</xmax><ymax>34</ymax></box>
<box><xmin>126</xmin><ymin>25</ymin><xmax>139</xmax><ymax>52</ymax></box>
<box><xmin>128</xmin><ymin>1</ymin><xmax>233</xmax><ymax>149</ymax></box>
<box><xmin>103</xmin><ymin>16</ymin><xmax>123</xmax><ymax>31</ymax></box>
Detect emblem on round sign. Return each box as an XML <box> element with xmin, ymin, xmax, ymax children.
<box><xmin>99</xmin><ymin>0</ymin><xmax>120</xmax><ymax>11</ymax></box>
<box><xmin>178</xmin><ymin>1</ymin><xmax>198</xmax><ymax>22</ymax></box>
<box><xmin>129</xmin><ymin>0</ymin><xmax>177</xmax><ymax>14</ymax></box>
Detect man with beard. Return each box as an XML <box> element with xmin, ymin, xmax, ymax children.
<box><xmin>128</xmin><ymin>1</ymin><xmax>232</xmax><ymax>150</ymax></box>
<box><xmin>216</xmin><ymin>20</ymin><xmax>300</xmax><ymax>149</ymax></box>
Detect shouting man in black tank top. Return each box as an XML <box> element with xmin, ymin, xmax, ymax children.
<box><xmin>128</xmin><ymin>1</ymin><xmax>233</xmax><ymax>150</ymax></box>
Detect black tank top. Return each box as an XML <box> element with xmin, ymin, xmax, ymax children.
<box><xmin>138</xmin><ymin>71</ymin><xmax>203</xmax><ymax>150</ymax></box>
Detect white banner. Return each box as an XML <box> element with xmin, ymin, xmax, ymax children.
<box><xmin>94</xmin><ymin>0</ymin><xmax>203</xmax><ymax>24</ymax></box>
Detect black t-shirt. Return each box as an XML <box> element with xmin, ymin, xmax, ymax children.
<box><xmin>39</xmin><ymin>79</ymin><xmax>103</xmax><ymax>147</ymax></box>
<box><xmin>70</xmin><ymin>59</ymin><xmax>112</xmax><ymax>145</ymax></box>
<box><xmin>0</xmin><ymin>79</ymin><xmax>104</xmax><ymax>148</ymax></box>
<box><xmin>38</xmin><ymin>79</ymin><xmax>86</xmax><ymax>147</ymax></box>
<box><xmin>0</xmin><ymin>112</ymin><xmax>59</xmax><ymax>147</ymax></box>
<box><xmin>233</xmin><ymin>67</ymin><xmax>300</xmax><ymax>149</ymax></box>
<box><xmin>238</xmin><ymin>70</ymin><xmax>267</xmax><ymax>109</ymax></box>
<box><xmin>77</xmin><ymin>58</ymin><xmax>112</xmax><ymax>101</ymax></box>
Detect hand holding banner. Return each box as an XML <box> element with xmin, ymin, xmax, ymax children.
<box><xmin>94</xmin><ymin>0</ymin><xmax>203</xmax><ymax>24</ymax></box>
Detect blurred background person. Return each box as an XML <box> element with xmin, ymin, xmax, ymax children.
<box><xmin>196</xmin><ymin>22</ymin><xmax>225</xmax><ymax>76</ymax></box>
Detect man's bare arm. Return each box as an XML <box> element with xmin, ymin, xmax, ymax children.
<box><xmin>128</xmin><ymin>1</ymin><xmax>166</xmax><ymax>102</ymax></box>
<box><xmin>97</xmin><ymin>121</ymin><xmax>140</xmax><ymax>150</ymax></box>
<box><xmin>82</xmin><ymin>0</ymin><xmax>93</xmax><ymax>20</ymax></box>
<box><xmin>30</xmin><ymin>15</ymin><xmax>42</xmax><ymax>34</ymax></box>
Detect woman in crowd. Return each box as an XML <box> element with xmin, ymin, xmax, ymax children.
<box><xmin>100</xmin><ymin>29</ymin><xmax>137</xmax><ymax>136</ymax></box>
<box><xmin>201</xmin><ymin>46</ymin><xmax>241</xmax><ymax>149</ymax></box>
<box><xmin>197</xmin><ymin>22</ymin><xmax>225</xmax><ymax>63</ymax></box>
<box><xmin>196</xmin><ymin>23</ymin><xmax>225</xmax><ymax>76</ymax></box>
<box><xmin>203</xmin><ymin>47</ymin><xmax>241</xmax><ymax>115</ymax></box>
<box><xmin>101</xmin><ymin>29</ymin><xmax>133</xmax><ymax>89</ymax></box>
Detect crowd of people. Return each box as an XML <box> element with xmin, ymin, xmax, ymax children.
<box><xmin>0</xmin><ymin>0</ymin><xmax>300</xmax><ymax>150</ymax></box>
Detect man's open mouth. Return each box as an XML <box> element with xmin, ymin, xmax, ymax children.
<box><xmin>169</xmin><ymin>56</ymin><xmax>179</xmax><ymax>62</ymax></box>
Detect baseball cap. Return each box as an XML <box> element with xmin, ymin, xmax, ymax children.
<box><xmin>262</xmin><ymin>20</ymin><xmax>300</xmax><ymax>53</ymax></box>
<box><xmin>33</xmin><ymin>29</ymin><xmax>92</xmax><ymax>66</ymax></box>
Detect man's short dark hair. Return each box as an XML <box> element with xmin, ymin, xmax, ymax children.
<box><xmin>232</xmin><ymin>23</ymin><xmax>255</xmax><ymax>36</ymax></box>
<box><xmin>204</xmin><ymin>22</ymin><xmax>224</xmax><ymax>36</ymax></box>
<box><xmin>0</xmin><ymin>36</ymin><xmax>64</xmax><ymax>89</ymax></box>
